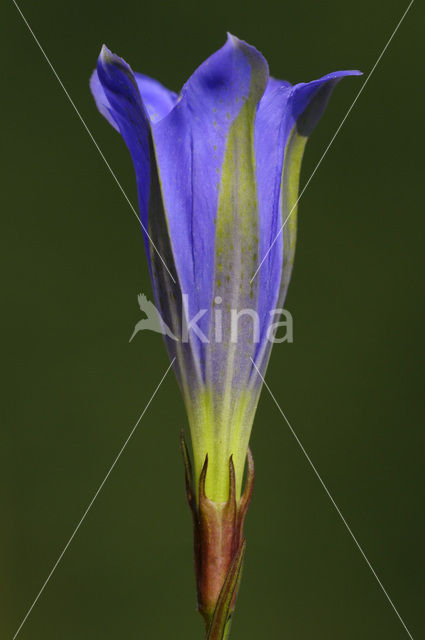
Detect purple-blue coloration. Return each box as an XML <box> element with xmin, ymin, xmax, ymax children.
<box><xmin>92</xmin><ymin>37</ymin><xmax>360</xmax><ymax>380</ymax></box>
<box><xmin>91</xmin><ymin>34</ymin><xmax>361</xmax><ymax>501</ymax></box>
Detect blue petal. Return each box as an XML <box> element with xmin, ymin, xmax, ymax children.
<box><xmin>151</xmin><ymin>34</ymin><xmax>269</xmax><ymax>351</ymax></box>
<box><xmin>95</xmin><ymin>46</ymin><xmax>152</xmax><ymax>242</ymax></box>
<box><xmin>91</xmin><ymin>61</ymin><xmax>178</xmax><ymax>128</ymax></box>
<box><xmin>93</xmin><ymin>46</ymin><xmax>205</xmax><ymax>399</ymax></box>
<box><xmin>134</xmin><ymin>73</ymin><xmax>178</xmax><ymax>123</ymax></box>
<box><xmin>291</xmin><ymin>70</ymin><xmax>362</xmax><ymax>135</ymax></box>
<box><xmin>90</xmin><ymin>68</ymin><xmax>119</xmax><ymax>131</ymax></box>
<box><xmin>254</xmin><ymin>81</ymin><xmax>293</xmax><ymax>359</ymax></box>
<box><xmin>253</xmin><ymin>69</ymin><xmax>362</xmax><ymax>375</ymax></box>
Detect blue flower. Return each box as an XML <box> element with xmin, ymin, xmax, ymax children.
<box><xmin>90</xmin><ymin>35</ymin><xmax>360</xmax><ymax>505</ymax></box>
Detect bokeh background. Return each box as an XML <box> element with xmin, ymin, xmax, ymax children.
<box><xmin>1</xmin><ymin>0</ymin><xmax>423</xmax><ymax>638</ymax></box>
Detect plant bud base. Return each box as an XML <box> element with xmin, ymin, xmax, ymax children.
<box><xmin>181</xmin><ymin>433</ymin><xmax>254</xmax><ymax>639</ymax></box>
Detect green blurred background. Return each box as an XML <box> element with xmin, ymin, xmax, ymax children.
<box><xmin>1</xmin><ymin>0</ymin><xmax>423</xmax><ymax>638</ymax></box>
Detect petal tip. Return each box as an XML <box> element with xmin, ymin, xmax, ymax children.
<box><xmin>98</xmin><ymin>44</ymin><xmax>129</xmax><ymax>73</ymax></box>
<box><xmin>332</xmin><ymin>69</ymin><xmax>363</xmax><ymax>80</ymax></box>
<box><xmin>226</xmin><ymin>32</ymin><xmax>239</xmax><ymax>46</ymax></box>
<box><xmin>99</xmin><ymin>44</ymin><xmax>113</xmax><ymax>63</ymax></box>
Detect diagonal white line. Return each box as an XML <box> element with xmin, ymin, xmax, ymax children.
<box><xmin>251</xmin><ymin>0</ymin><xmax>415</xmax><ymax>284</ymax></box>
<box><xmin>11</xmin><ymin>0</ymin><xmax>176</xmax><ymax>284</ymax></box>
<box><xmin>250</xmin><ymin>358</ymin><xmax>414</xmax><ymax>639</ymax></box>
<box><xmin>12</xmin><ymin>358</ymin><xmax>175</xmax><ymax>640</ymax></box>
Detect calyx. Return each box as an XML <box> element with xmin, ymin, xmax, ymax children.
<box><xmin>181</xmin><ymin>432</ymin><xmax>254</xmax><ymax>637</ymax></box>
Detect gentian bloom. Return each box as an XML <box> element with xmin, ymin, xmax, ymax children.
<box><xmin>91</xmin><ymin>35</ymin><xmax>360</xmax><ymax>637</ymax></box>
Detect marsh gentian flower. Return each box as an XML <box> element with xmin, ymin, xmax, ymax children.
<box><xmin>91</xmin><ymin>35</ymin><xmax>360</xmax><ymax>636</ymax></box>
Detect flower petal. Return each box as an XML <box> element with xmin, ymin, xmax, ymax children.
<box><xmin>150</xmin><ymin>35</ymin><xmax>269</xmax><ymax>501</ymax></box>
<box><xmin>90</xmin><ymin>67</ymin><xmax>119</xmax><ymax>131</ymax></box>
<box><xmin>93</xmin><ymin>46</ymin><xmax>204</xmax><ymax>403</ymax></box>
<box><xmin>151</xmin><ymin>34</ymin><xmax>269</xmax><ymax>352</ymax></box>
<box><xmin>292</xmin><ymin>70</ymin><xmax>362</xmax><ymax>135</ymax></box>
<box><xmin>134</xmin><ymin>73</ymin><xmax>178</xmax><ymax>123</ymax></box>
<box><xmin>252</xmin><ymin>69</ymin><xmax>362</xmax><ymax>377</ymax></box>
<box><xmin>95</xmin><ymin>46</ymin><xmax>152</xmax><ymax>237</ymax></box>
